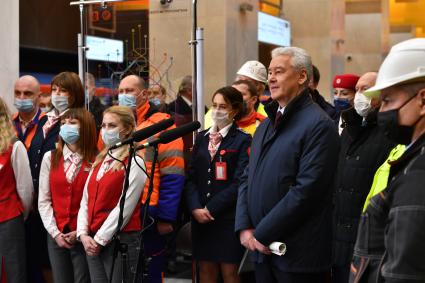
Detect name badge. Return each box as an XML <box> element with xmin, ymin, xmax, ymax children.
<box><xmin>215</xmin><ymin>162</ymin><xmax>227</xmax><ymax>181</ymax></box>
<box><xmin>83</xmin><ymin>167</ymin><xmax>91</xmax><ymax>172</ymax></box>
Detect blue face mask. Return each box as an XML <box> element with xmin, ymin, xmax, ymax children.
<box><xmin>334</xmin><ymin>97</ymin><xmax>351</xmax><ymax>112</ymax></box>
<box><xmin>118</xmin><ymin>94</ymin><xmax>137</xmax><ymax>109</ymax></box>
<box><xmin>14</xmin><ymin>98</ymin><xmax>34</xmax><ymax>113</ymax></box>
<box><xmin>102</xmin><ymin>128</ymin><xmax>121</xmax><ymax>147</ymax></box>
<box><xmin>150</xmin><ymin>98</ymin><xmax>161</xmax><ymax>106</ymax></box>
<box><xmin>59</xmin><ymin>124</ymin><xmax>80</xmax><ymax>145</ymax></box>
<box><xmin>52</xmin><ymin>95</ymin><xmax>69</xmax><ymax>113</ymax></box>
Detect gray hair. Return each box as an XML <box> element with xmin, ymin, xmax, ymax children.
<box><xmin>271</xmin><ymin>47</ymin><xmax>313</xmax><ymax>87</ymax></box>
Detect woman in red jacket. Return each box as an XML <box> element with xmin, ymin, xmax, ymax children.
<box><xmin>38</xmin><ymin>108</ymin><xmax>97</xmax><ymax>283</ymax></box>
<box><xmin>77</xmin><ymin>106</ymin><xmax>146</xmax><ymax>283</ymax></box>
<box><xmin>0</xmin><ymin>97</ymin><xmax>33</xmax><ymax>283</ymax></box>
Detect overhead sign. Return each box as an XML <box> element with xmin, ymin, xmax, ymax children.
<box><xmin>258</xmin><ymin>12</ymin><xmax>291</xmax><ymax>47</ymax></box>
<box><xmin>86</xmin><ymin>35</ymin><xmax>124</xmax><ymax>63</ymax></box>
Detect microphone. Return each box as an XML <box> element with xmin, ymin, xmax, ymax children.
<box><xmin>136</xmin><ymin>121</ymin><xmax>201</xmax><ymax>150</ymax></box>
<box><xmin>109</xmin><ymin>118</ymin><xmax>174</xmax><ymax>150</ymax></box>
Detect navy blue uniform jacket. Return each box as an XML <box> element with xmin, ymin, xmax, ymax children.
<box><xmin>235</xmin><ymin>89</ymin><xmax>340</xmax><ymax>272</ymax></box>
<box><xmin>186</xmin><ymin>123</ymin><xmax>251</xmax><ymax>219</ymax></box>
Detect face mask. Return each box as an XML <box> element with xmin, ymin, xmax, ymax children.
<box><xmin>150</xmin><ymin>98</ymin><xmax>161</xmax><ymax>106</ymax></box>
<box><xmin>354</xmin><ymin>91</ymin><xmax>372</xmax><ymax>118</ymax></box>
<box><xmin>102</xmin><ymin>128</ymin><xmax>121</xmax><ymax>147</ymax></box>
<box><xmin>59</xmin><ymin>124</ymin><xmax>80</xmax><ymax>145</ymax></box>
<box><xmin>52</xmin><ymin>95</ymin><xmax>69</xmax><ymax>113</ymax></box>
<box><xmin>377</xmin><ymin>93</ymin><xmax>419</xmax><ymax>145</ymax></box>
<box><xmin>40</xmin><ymin>106</ymin><xmax>52</xmax><ymax>113</ymax></box>
<box><xmin>211</xmin><ymin>109</ymin><xmax>232</xmax><ymax>128</ymax></box>
<box><xmin>118</xmin><ymin>94</ymin><xmax>137</xmax><ymax>108</ymax></box>
<box><xmin>334</xmin><ymin>97</ymin><xmax>351</xmax><ymax>112</ymax></box>
<box><xmin>14</xmin><ymin>98</ymin><xmax>34</xmax><ymax>113</ymax></box>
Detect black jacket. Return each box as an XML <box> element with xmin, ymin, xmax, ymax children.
<box><xmin>333</xmin><ymin>108</ymin><xmax>396</xmax><ymax>266</ymax></box>
<box><xmin>235</xmin><ymin>89</ymin><xmax>340</xmax><ymax>272</ymax></box>
<box><xmin>351</xmin><ymin>134</ymin><xmax>425</xmax><ymax>282</ymax></box>
<box><xmin>310</xmin><ymin>88</ymin><xmax>339</xmax><ymax>122</ymax></box>
<box><xmin>88</xmin><ymin>96</ymin><xmax>105</xmax><ymax>134</ymax></box>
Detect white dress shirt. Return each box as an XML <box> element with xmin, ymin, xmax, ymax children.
<box><xmin>77</xmin><ymin>150</ymin><xmax>147</xmax><ymax>246</ymax></box>
<box><xmin>10</xmin><ymin>141</ymin><xmax>34</xmax><ymax>219</ymax></box>
<box><xmin>38</xmin><ymin>145</ymin><xmax>84</xmax><ymax>238</ymax></box>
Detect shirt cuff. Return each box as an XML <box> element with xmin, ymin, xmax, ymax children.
<box><xmin>94</xmin><ymin>233</ymin><xmax>110</xmax><ymax>246</ymax></box>
<box><xmin>49</xmin><ymin>227</ymin><xmax>61</xmax><ymax>239</ymax></box>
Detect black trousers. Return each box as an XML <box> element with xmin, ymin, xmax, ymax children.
<box><xmin>255</xmin><ymin>262</ymin><xmax>328</xmax><ymax>283</ymax></box>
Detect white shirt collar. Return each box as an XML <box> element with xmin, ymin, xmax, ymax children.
<box><xmin>277</xmin><ymin>106</ymin><xmax>285</xmax><ymax>114</ymax></box>
<box><xmin>47</xmin><ymin>108</ymin><xmax>69</xmax><ymax>118</ymax></box>
<box><xmin>63</xmin><ymin>144</ymin><xmax>82</xmax><ymax>161</ymax></box>
<box><xmin>181</xmin><ymin>95</ymin><xmax>192</xmax><ymax>107</ymax></box>
<box><xmin>205</xmin><ymin>123</ymin><xmax>233</xmax><ymax>138</ymax></box>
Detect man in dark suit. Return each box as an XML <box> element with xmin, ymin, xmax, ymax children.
<box><xmin>235</xmin><ymin>46</ymin><xmax>340</xmax><ymax>283</ymax></box>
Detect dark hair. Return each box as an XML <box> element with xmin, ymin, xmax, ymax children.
<box><xmin>212</xmin><ymin>86</ymin><xmax>244</xmax><ymax>121</ymax></box>
<box><xmin>312</xmin><ymin>65</ymin><xmax>320</xmax><ymax>85</ymax></box>
<box><xmin>51</xmin><ymin>72</ymin><xmax>85</xmax><ymax>108</ymax></box>
<box><xmin>52</xmin><ymin>108</ymin><xmax>97</xmax><ymax>168</ymax></box>
<box><xmin>232</xmin><ymin>79</ymin><xmax>258</xmax><ymax>98</ymax></box>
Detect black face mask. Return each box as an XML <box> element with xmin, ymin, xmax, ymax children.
<box><xmin>241</xmin><ymin>101</ymin><xmax>249</xmax><ymax>117</ymax></box>
<box><xmin>377</xmin><ymin>93</ymin><xmax>418</xmax><ymax>145</ymax></box>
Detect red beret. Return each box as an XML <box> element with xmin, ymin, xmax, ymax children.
<box><xmin>332</xmin><ymin>74</ymin><xmax>360</xmax><ymax>90</ymax></box>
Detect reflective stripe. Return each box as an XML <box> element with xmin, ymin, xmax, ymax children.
<box><xmin>158</xmin><ymin>150</ymin><xmax>184</xmax><ymax>162</ymax></box>
<box><xmin>160</xmin><ymin>166</ymin><xmax>185</xmax><ymax>176</ymax></box>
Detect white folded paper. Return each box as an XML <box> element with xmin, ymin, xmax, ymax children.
<box><xmin>269</xmin><ymin>242</ymin><xmax>286</xmax><ymax>256</ymax></box>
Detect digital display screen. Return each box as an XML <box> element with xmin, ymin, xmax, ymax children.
<box><xmin>86</xmin><ymin>35</ymin><xmax>124</xmax><ymax>63</ymax></box>
<box><xmin>258</xmin><ymin>12</ymin><xmax>291</xmax><ymax>47</ymax></box>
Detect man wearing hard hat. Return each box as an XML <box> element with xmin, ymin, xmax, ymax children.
<box><xmin>204</xmin><ymin>61</ymin><xmax>268</xmax><ymax>129</ymax></box>
<box><xmin>349</xmin><ymin>38</ymin><xmax>425</xmax><ymax>283</ymax></box>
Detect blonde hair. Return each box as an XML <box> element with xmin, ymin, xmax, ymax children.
<box><xmin>0</xmin><ymin>98</ymin><xmax>16</xmax><ymax>154</ymax></box>
<box><xmin>93</xmin><ymin>106</ymin><xmax>136</xmax><ymax>171</ymax></box>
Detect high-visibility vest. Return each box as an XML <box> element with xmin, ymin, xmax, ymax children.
<box><xmin>362</xmin><ymin>144</ymin><xmax>406</xmax><ymax>212</ymax></box>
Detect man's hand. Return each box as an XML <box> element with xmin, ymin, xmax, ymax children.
<box><xmin>157</xmin><ymin>221</ymin><xmax>174</xmax><ymax>235</ymax></box>
<box><xmin>240</xmin><ymin>229</ymin><xmax>255</xmax><ymax>251</ymax></box>
<box><xmin>253</xmin><ymin>238</ymin><xmax>272</xmax><ymax>255</ymax></box>
<box><xmin>192</xmin><ymin>208</ymin><xmax>214</xmax><ymax>224</ymax></box>
<box><xmin>80</xmin><ymin>235</ymin><xmax>101</xmax><ymax>256</ymax></box>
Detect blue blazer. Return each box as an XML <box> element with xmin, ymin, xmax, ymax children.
<box><xmin>185</xmin><ymin>123</ymin><xmax>251</xmax><ymax>219</ymax></box>
<box><xmin>28</xmin><ymin>115</ymin><xmax>60</xmax><ymax>192</ymax></box>
<box><xmin>235</xmin><ymin>89</ymin><xmax>340</xmax><ymax>272</ymax></box>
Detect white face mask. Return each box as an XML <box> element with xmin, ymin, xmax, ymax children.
<box><xmin>211</xmin><ymin>109</ymin><xmax>232</xmax><ymax>128</ymax></box>
<box><xmin>354</xmin><ymin>91</ymin><xmax>372</xmax><ymax>118</ymax></box>
<box><xmin>101</xmin><ymin>127</ymin><xmax>121</xmax><ymax>147</ymax></box>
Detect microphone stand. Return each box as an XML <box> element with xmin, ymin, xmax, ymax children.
<box><xmin>133</xmin><ymin>144</ymin><xmax>159</xmax><ymax>283</ymax></box>
<box><xmin>109</xmin><ymin>144</ymin><xmax>135</xmax><ymax>283</ymax></box>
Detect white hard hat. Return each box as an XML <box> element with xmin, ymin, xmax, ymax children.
<box><xmin>236</xmin><ymin>61</ymin><xmax>268</xmax><ymax>84</ymax></box>
<box><xmin>365</xmin><ymin>38</ymin><xmax>425</xmax><ymax>98</ymax></box>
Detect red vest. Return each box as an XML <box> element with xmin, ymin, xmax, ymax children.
<box><xmin>50</xmin><ymin>155</ymin><xmax>90</xmax><ymax>232</ymax></box>
<box><xmin>86</xmin><ymin>159</ymin><xmax>141</xmax><ymax>235</ymax></box>
<box><xmin>0</xmin><ymin>145</ymin><xmax>24</xmax><ymax>222</ymax></box>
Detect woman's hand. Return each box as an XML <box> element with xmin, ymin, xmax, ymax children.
<box><xmin>192</xmin><ymin>208</ymin><xmax>215</xmax><ymax>224</ymax></box>
<box><xmin>62</xmin><ymin>231</ymin><xmax>77</xmax><ymax>245</ymax></box>
<box><xmin>80</xmin><ymin>235</ymin><xmax>101</xmax><ymax>256</ymax></box>
<box><xmin>54</xmin><ymin>233</ymin><xmax>72</xmax><ymax>249</ymax></box>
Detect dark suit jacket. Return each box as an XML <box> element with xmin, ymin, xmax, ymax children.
<box><xmin>235</xmin><ymin>89</ymin><xmax>340</xmax><ymax>272</ymax></box>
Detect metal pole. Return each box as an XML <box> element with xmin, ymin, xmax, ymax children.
<box><xmin>196</xmin><ymin>27</ymin><xmax>204</xmax><ymax>130</ymax></box>
<box><xmin>191</xmin><ymin>0</ymin><xmax>198</xmax><ymax>143</ymax></box>
<box><xmin>78</xmin><ymin>3</ymin><xmax>88</xmax><ymax>109</ymax></box>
